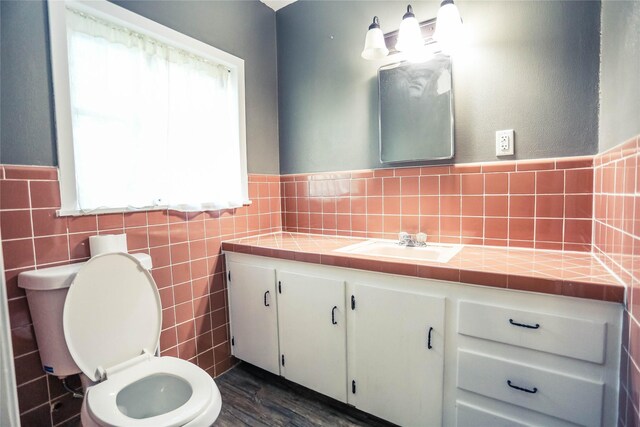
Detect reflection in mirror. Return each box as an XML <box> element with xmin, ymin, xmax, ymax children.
<box><xmin>379</xmin><ymin>54</ymin><xmax>453</xmax><ymax>163</ymax></box>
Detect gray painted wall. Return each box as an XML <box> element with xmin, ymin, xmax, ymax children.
<box><xmin>0</xmin><ymin>0</ymin><xmax>280</xmax><ymax>174</ymax></box>
<box><xmin>1</xmin><ymin>1</ymin><xmax>57</xmax><ymax>166</ymax></box>
<box><xmin>277</xmin><ymin>1</ymin><xmax>601</xmax><ymax>174</ymax></box>
<box><xmin>599</xmin><ymin>0</ymin><xmax>640</xmax><ymax>152</ymax></box>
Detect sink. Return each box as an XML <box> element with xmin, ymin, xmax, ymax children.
<box><xmin>335</xmin><ymin>239</ymin><xmax>463</xmax><ymax>263</ymax></box>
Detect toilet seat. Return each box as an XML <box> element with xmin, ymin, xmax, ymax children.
<box><xmin>63</xmin><ymin>252</ymin><xmax>162</xmax><ymax>381</ymax></box>
<box><xmin>86</xmin><ymin>356</ymin><xmax>216</xmax><ymax>427</ymax></box>
<box><xmin>64</xmin><ymin>253</ymin><xmax>221</xmax><ymax>427</ymax></box>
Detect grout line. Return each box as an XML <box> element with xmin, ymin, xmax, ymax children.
<box><xmin>53</xmin><ymin>413</ymin><xmax>81</xmax><ymax>427</ymax></box>
<box><xmin>592</xmin><ymin>249</ymin><xmax>629</xmax><ymax>291</ymax></box>
<box><xmin>594</xmin><ymin>218</ymin><xmax>640</xmax><ymax>242</ymax></box>
<box><xmin>15</xmin><ymin>373</ymin><xmax>47</xmax><ymax>388</ymax></box>
<box><xmin>18</xmin><ymin>401</ymin><xmax>50</xmax><ymax>417</ymax></box>
<box><xmin>628</xmin><ymin>344</ymin><xmax>640</xmax><ymax>381</ymax></box>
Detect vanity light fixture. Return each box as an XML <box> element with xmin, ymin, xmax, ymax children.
<box><xmin>361</xmin><ymin>16</ymin><xmax>389</xmax><ymax>60</ymax></box>
<box><xmin>361</xmin><ymin>2</ymin><xmax>464</xmax><ymax>61</ymax></box>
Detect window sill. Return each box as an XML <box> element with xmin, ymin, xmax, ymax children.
<box><xmin>57</xmin><ymin>200</ymin><xmax>253</xmax><ymax>217</ymax></box>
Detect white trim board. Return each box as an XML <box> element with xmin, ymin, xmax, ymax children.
<box><xmin>0</xmin><ymin>243</ymin><xmax>20</xmax><ymax>427</ymax></box>
<box><xmin>47</xmin><ymin>0</ymin><xmax>248</xmax><ymax>216</ymax></box>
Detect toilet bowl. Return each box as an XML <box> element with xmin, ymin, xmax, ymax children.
<box><xmin>61</xmin><ymin>252</ymin><xmax>222</xmax><ymax>427</ymax></box>
<box><xmin>80</xmin><ymin>355</ymin><xmax>221</xmax><ymax>426</ymax></box>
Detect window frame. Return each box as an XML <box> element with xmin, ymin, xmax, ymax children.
<box><xmin>48</xmin><ymin>0</ymin><xmax>249</xmax><ymax>216</ymax></box>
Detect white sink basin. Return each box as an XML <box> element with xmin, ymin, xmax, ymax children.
<box><xmin>335</xmin><ymin>239</ymin><xmax>463</xmax><ymax>263</ymax></box>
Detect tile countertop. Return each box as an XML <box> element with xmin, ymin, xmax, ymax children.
<box><xmin>221</xmin><ymin>232</ymin><xmax>624</xmax><ymax>303</ymax></box>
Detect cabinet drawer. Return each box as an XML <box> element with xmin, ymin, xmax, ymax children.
<box><xmin>458</xmin><ymin>301</ymin><xmax>606</xmax><ymax>363</ymax></box>
<box><xmin>456</xmin><ymin>401</ymin><xmax>533</xmax><ymax>427</ymax></box>
<box><xmin>457</xmin><ymin>350</ymin><xmax>604</xmax><ymax>427</ymax></box>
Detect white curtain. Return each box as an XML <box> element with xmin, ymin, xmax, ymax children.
<box><xmin>66</xmin><ymin>8</ymin><xmax>244</xmax><ymax>212</ymax></box>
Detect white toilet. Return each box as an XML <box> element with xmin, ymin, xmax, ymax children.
<box><xmin>19</xmin><ymin>252</ymin><xmax>222</xmax><ymax>427</ymax></box>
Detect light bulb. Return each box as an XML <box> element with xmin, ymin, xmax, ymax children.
<box><xmin>433</xmin><ymin>0</ymin><xmax>463</xmax><ymax>55</ymax></box>
<box><xmin>395</xmin><ymin>5</ymin><xmax>423</xmax><ymax>53</ymax></box>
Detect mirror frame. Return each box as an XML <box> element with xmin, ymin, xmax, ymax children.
<box><xmin>377</xmin><ymin>57</ymin><xmax>455</xmax><ymax>165</ymax></box>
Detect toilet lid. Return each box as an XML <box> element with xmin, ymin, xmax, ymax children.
<box><xmin>63</xmin><ymin>253</ymin><xmax>162</xmax><ymax>381</ymax></box>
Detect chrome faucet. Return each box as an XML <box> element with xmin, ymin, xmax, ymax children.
<box><xmin>398</xmin><ymin>232</ymin><xmax>428</xmax><ymax>247</ymax></box>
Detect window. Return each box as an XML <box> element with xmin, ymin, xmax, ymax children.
<box><xmin>48</xmin><ymin>0</ymin><xmax>248</xmax><ymax>215</ymax></box>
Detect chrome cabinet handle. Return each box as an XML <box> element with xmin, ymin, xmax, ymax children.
<box><xmin>509</xmin><ymin>318</ymin><xmax>540</xmax><ymax>329</ymax></box>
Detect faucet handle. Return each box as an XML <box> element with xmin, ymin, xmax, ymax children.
<box><xmin>416</xmin><ymin>232</ymin><xmax>427</xmax><ymax>243</ymax></box>
<box><xmin>398</xmin><ymin>231</ymin><xmax>410</xmax><ymax>242</ymax></box>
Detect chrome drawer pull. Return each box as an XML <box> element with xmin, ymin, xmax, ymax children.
<box><xmin>507</xmin><ymin>380</ymin><xmax>538</xmax><ymax>394</ymax></box>
<box><xmin>509</xmin><ymin>318</ymin><xmax>540</xmax><ymax>329</ymax></box>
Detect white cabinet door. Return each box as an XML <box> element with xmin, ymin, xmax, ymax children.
<box><xmin>349</xmin><ymin>283</ymin><xmax>446</xmax><ymax>427</ymax></box>
<box><xmin>277</xmin><ymin>271</ymin><xmax>347</xmax><ymax>403</ymax></box>
<box><xmin>227</xmin><ymin>261</ymin><xmax>280</xmax><ymax>375</ymax></box>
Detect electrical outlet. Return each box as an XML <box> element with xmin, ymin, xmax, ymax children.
<box><xmin>496</xmin><ymin>129</ymin><xmax>515</xmax><ymax>156</ymax></box>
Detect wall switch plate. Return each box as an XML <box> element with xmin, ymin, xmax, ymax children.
<box><xmin>496</xmin><ymin>129</ymin><xmax>515</xmax><ymax>156</ymax></box>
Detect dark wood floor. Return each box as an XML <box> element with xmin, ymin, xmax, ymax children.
<box><xmin>213</xmin><ymin>363</ymin><xmax>396</xmax><ymax>427</ymax></box>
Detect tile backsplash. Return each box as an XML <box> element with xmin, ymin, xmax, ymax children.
<box><xmin>3</xmin><ymin>149</ymin><xmax>636</xmax><ymax>426</ymax></box>
<box><xmin>593</xmin><ymin>135</ymin><xmax>640</xmax><ymax>427</ymax></box>
<box><xmin>1</xmin><ymin>165</ymin><xmax>281</xmax><ymax>426</ymax></box>
<box><xmin>281</xmin><ymin>157</ymin><xmax>594</xmax><ymax>251</ymax></box>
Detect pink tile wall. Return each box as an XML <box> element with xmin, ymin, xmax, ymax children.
<box><xmin>281</xmin><ymin>157</ymin><xmax>594</xmax><ymax>251</ymax></box>
<box><xmin>0</xmin><ymin>165</ymin><xmax>281</xmax><ymax>427</ymax></box>
<box><xmin>593</xmin><ymin>135</ymin><xmax>640</xmax><ymax>427</ymax></box>
<box><xmin>3</xmin><ymin>151</ymin><xmax>633</xmax><ymax>425</ymax></box>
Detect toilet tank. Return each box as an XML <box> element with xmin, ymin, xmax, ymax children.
<box><xmin>18</xmin><ymin>253</ymin><xmax>152</xmax><ymax>378</ymax></box>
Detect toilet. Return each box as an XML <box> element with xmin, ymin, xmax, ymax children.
<box><xmin>18</xmin><ymin>252</ymin><xmax>222</xmax><ymax>427</ymax></box>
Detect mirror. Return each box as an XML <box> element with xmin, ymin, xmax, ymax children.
<box><xmin>378</xmin><ymin>54</ymin><xmax>454</xmax><ymax>163</ymax></box>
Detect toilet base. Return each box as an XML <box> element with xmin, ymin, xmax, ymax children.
<box><xmin>80</xmin><ymin>382</ymin><xmax>222</xmax><ymax>427</ymax></box>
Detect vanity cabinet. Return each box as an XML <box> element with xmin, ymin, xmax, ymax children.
<box><xmin>225</xmin><ymin>252</ymin><xmax>622</xmax><ymax>427</ymax></box>
<box><xmin>277</xmin><ymin>271</ymin><xmax>347</xmax><ymax>402</ymax></box>
<box><xmin>227</xmin><ymin>258</ymin><xmax>444</xmax><ymax>420</ymax></box>
<box><xmin>226</xmin><ymin>262</ymin><xmax>280</xmax><ymax>375</ymax></box>
<box><xmin>347</xmin><ymin>283</ymin><xmax>445</xmax><ymax>426</ymax></box>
